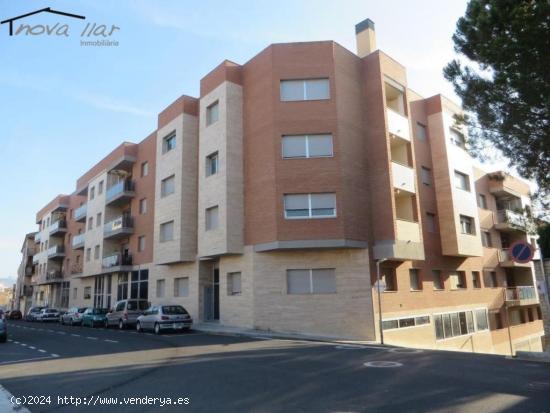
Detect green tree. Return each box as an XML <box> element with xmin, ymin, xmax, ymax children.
<box><xmin>444</xmin><ymin>0</ymin><xmax>550</xmax><ymax>193</ymax></box>
<box><xmin>539</xmin><ymin>223</ymin><xmax>550</xmax><ymax>257</ymax></box>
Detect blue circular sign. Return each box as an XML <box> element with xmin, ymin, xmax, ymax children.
<box><xmin>509</xmin><ymin>241</ymin><xmax>534</xmax><ymax>264</ymax></box>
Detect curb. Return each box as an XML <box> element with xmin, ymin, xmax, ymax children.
<box><xmin>514</xmin><ymin>351</ymin><xmax>550</xmax><ymax>363</ymax></box>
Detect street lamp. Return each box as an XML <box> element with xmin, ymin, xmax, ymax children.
<box><xmin>376</xmin><ymin>258</ymin><xmax>388</xmax><ymax>345</ymax></box>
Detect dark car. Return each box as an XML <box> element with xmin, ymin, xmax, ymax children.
<box><xmin>0</xmin><ymin>311</ymin><xmax>7</xmax><ymax>342</ymax></box>
<box><xmin>81</xmin><ymin>308</ymin><xmax>109</xmax><ymax>328</ymax></box>
<box><xmin>26</xmin><ymin>306</ymin><xmax>45</xmax><ymax>321</ymax></box>
<box><xmin>8</xmin><ymin>310</ymin><xmax>22</xmax><ymax>320</ymax></box>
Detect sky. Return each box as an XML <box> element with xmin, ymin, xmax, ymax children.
<box><xmin>0</xmin><ymin>0</ymin><xmax>487</xmax><ymax>282</ymax></box>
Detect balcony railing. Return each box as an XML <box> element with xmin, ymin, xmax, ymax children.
<box><xmin>498</xmin><ymin>248</ymin><xmax>531</xmax><ymax>267</ymax></box>
<box><xmin>105</xmin><ymin>179</ymin><xmax>135</xmax><ymax>206</ymax></box>
<box><xmin>103</xmin><ymin>215</ymin><xmax>134</xmax><ymax>239</ymax></box>
<box><xmin>46</xmin><ymin>270</ymin><xmax>63</xmax><ymax>282</ymax></box>
<box><xmin>396</xmin><ymin>219</ymin><xmax>421</xmax><ymax>243</ymax></box>
<box><xmin>505</xmin><ymin>286</ymin><xmax>537</xmax><ymax>304</ymax></box>
<box><xmin>32</xmin><ymin>255</ymin><xmax>39</xmax><ymax>264</ymax></box>
<box><xmin>387</xmin><ymin>108</ymin><xmax>410</xmax><ymax>141</ymax></box>
<box><xmin>391</xmin><ymin>161</ymin><xmax>416</xmax><ymax>194</ymax></box>
<box><xmin>49</xmin><ymin>219</ymin><xmax>67</xmax><ymax>236</ymax></box>
<box><xmin>74</xmin><ymin>204</ymin><xmax>87</xmax><ymax>222</ymax></box>
<box><xmin>47</xmin><ymin>245</ymin><xmax>65</xmax><ymax>259</ymax></box>
<box><xmin>72</xmin><ymin>233</ymin><xmax>85</xmax><ymax>250</ymax></box>
<box><xmin>34</xmin><ymin>232</ymin><xmax>41</xmax><ymax>243</ymax></box>
<box><xmin>102</xmin><ymin>253</ymin><xmax>133</xmax><ymax>269</ymax></box>
<box><xmin>71</xmin><ymin>263</ymin><xmax>83</xmax><ymax>275</ymax></box>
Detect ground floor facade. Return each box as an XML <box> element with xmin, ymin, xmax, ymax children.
<box><xmin>24</xmin><ymin>246</ymin><xmax>545</xmax><ymax>355</ymax></box>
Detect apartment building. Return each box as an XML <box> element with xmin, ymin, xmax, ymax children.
<box><xmin>14</xmin><ymin>232</ymin><xmax>37</xmax><ymax>314</ymax></box>
<box><xmin>17</xmin><ymin>18</ymin><xmax>544</xmax><ymax>354</ymax></box>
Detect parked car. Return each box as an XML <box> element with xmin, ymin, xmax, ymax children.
<box><xmin>106</xmin><ymin>299</ymin><xmax>149</xmax><ymax>329</ymax></box>
<box><xmin>36</xmin><ymin>308</ymin><xmax>60</xmax><ymax>322</ymax></box>
<box><xmin>26</xmin><ymin>306</ymin><xmax>45</xmax><ymax>321</ymax></box>
<box><xmin>8</xmin><ymin>310</ymin><xmax>22</xmax><ymax>320</ymax></box>
<box><xmin>0</xmin><ymin>313</ymin><xmax>6</xmax><ymax>343</ymax></box>
<box><xmin>137</xmin><ymin>305</ymin><xmax>193</xmax><ymax>334</ymax></box>
<box><xmin>60</xmin><ymin>307</ymin><xmax>87</xmax><ymax>326</ymax></box>
<box><xmin>81</xmin><ymin>308</ymin><xmax>109</xmax><ymax>328</ymax></box>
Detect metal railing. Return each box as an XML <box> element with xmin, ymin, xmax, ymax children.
<box><xmin>46</xmin><ymin>270</ymin><xmax>63</xmax><ymax>281</ymax></box>
<box><xmin>72</xmin><ymin>233</ymin><xmax>85</xmax><ymax>248</ymax></box>
<box><xmin>505</xmin><ymin>286</ymin><xmax>537</xmax><ymax>301</ymax></box>
<box><xmin>104</xmin><ymin>215</ymin><xmax>134</xmax><ymax>234</ymax></box>
<box><xmin>47</xmin><ymin>245</ymin><xmax>65</xmax><ymax>257</ymax></box>
<box><xmin>106</xmin><ymin>179</ymin><xmax>135</xmax><ymax>203</ymax></box>
<box><xmin>74</xmin><ymin>203</ymin><xmax>87</xmax><ymax>220</ymax></box>
<box><xmin>102</xmin><ymin>253</ymin><xmax>132</xmax><ymax>269</ymax></box>
<box><xmin>49</xmin><ymin>219</ymin><xmax>67</xmax><ymax>233</ymax></box>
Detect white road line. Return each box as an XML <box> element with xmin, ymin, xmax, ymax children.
<box><xmin>51</xmin><ymin>354</ymin><xmax>60</xmax><ymax>358</ymax></box>
<box><xmin>104</xmin><ymin>339</ymin><xmax>118</xmax><ymax>343</ymax></box>
<box><xmin>86</xmin><ymin>336</ymin><xmax>98</xmax><ymax>340</ymax></box>
<box><xmin>57</xmin><ymin>332</ymin><xmax>66</xmax><ymax>335</ymax></box>
<box><xmin>29</xmin><ymin>346</ymin><xmax>36</xmax><ymax>350</ymax></box>
<box><xmin>71</xmin><ymin>334</ymin><xmax>81</xmax><ymax>337</ymax></box>
<box><xmin>38</xmin><ymin>349</ymin><xmax>47</xmax><ymax>353</ymax></box>
<box><xmin>7</xmin><ymin>339</ymin><xmax>12</xmax><ymax>342</ymax></box>
<box><xmin>0</xmin><ymin>356</ymin><xmax>55</xmax><ymax>366</ymax></box>
<box><xmin>13</xmin><ymin>341</ymin><xmax>19</xmax><ymax>344</ymax></box>
<box><xmin>20</xmin><ymin>343</ymin><xmax>27</xmax><ymax>347</ymax></box>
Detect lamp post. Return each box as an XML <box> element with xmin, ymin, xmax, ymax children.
<box><xmin>376</xmin><ymin>258</ymin><xmax>388</xmax><ymax>345</ymax></box>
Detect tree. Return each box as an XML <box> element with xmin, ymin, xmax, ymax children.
<box><xmin>444</xmin><ymin>0</ymin><xmax>550</xmax><ymax>193</ymax></box>
<box><xmin>538</xmin><ymin>222</ymin><xmax>550</xmax><ymax>257</ymax></box>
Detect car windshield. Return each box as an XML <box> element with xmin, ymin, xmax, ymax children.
<box><xmin>127</xmin><ymin>301</ymin><xmax>149</xmax><ymax>311</ymax></box>
<box><xmin>46</xmin><ymin>310</ymin><xmax>57</xmax><ymax>314</ymax></box>
<box><xmin>78</xmin><ymin>308</ymin><xmax>87</xmax><ymax>313</ymax></box>
<box><xmin>162</xmin><ymin>306</ymin><xmax>188</xmax><ymax>315</ymax></box>
<box><xmin>93</xmin><ymin>309</ymin><xmax>108</xmax><ymax>315</ymax></box>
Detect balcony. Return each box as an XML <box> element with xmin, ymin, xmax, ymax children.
<box><xmin>102</xmin><ymin>253</ymin><xmax>133</xmax><ymax>272</ymax></box>
<box><xmin>34</xmin><ymin>232</ymin><xmax>41</xmax><ymax>243</ymax></box>
<box><xmin>24</xmin><ymin>265</ymin><xmax>33</xmax><ymax>276</ymax></box>
<box><xmin>495</xmin><ymin>209</ymin><xmax>533</xmax><ymax>233</ymax></box>
<box><xmin>391</xmin><ymin>162</ymin><xmax>416</xmax><ymax>194</ymax></box>
<box><xmin>49</xmin><ymin>219</ymin><xmax>67</xmax><ymax>237</ymax></box>
<box><xmin>103</xmin><ymin>215</ymin><xmax>134</xmax><ymax>240</ymax></box>
<box><xmin>70</xmin><ymin>263</ymin><xmax>83</xmax><ymax>276</ymax></box>
<box><xmin>374</xmin><ymin>219</ymin><xmax>424</xmax><ymax>261</ymax></box>
<box><xmin>45</xmin><ymin>270</ymin><xmax>63</xmax><ymax>283</ymax></box>
<box><xmin>22</xmin><ymin>285</ymin><xmax>33</xmax><ymax>297</ymax></box>
<box><xmin>387</xmin><ymin>109</ymin><xmax>410</xmax><ymax>142</ymax></box>
<box><xmin>505</xmin><ymin>286</ymin><xmax>538</xmax><ymax>306</ymax></box>
<box><xmin>47</xmin><ymin>245</ymin><xmax>65</xmax><ymax>261</ymax></box>
<box><xmin>74</xmin><ymin>204</ymin><xmax>87</xmax><ymax>222</ymax></box>
<box><xmin>105</xmin><ymin>180</ymin><xmax>135</xmax><ymax>206</ymax></box>
<box><xmin>32</xmin><ymin>255</ymin><xmax>39</xmax><ymax>264</ymax></box>
<box><xmin>498</xmin><ymin>249</ymin><xmax>531</xmax><ymax>268</ymax></box>
<box><xmin>72</xmin><ymin>233</ymin><xmax>85</xmax><ymax>250</ymax></box>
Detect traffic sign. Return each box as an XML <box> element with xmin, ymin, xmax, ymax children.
<box><xmin>508</xmin><ymin>241</ymin><xmax>535</xmax><ymax>264</ymax></box>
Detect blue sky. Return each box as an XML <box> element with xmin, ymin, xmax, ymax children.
<box><xmin>0</xmin><ymin>0</ymin><xmax>472</xmax><ymax>281</ymax></box>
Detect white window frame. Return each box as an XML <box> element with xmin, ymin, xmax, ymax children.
<box><xmin>284</xmin><ymin>193</ymin><xmax>336</xmax><ymax>219</ymax></box>
<box><xmin>286</xmin><ymin>268</ymin><xmax>336</xmax><ymax>295</ymax></box>
<box><xmin>281</xmin><ymin>134</ymin><xmax>333</xmax><ymax>159</ymax></box>
<box><xmin>227</xmin><ymin>272</ymin><xmax>242</xmax><ymax>296</ymax></box>
<box><xmin>382</xmin><ymin>314</ymin><xmax>431</xmax><ymax>331</ymax></box>
<box><xmin>280</xmin><ymin>78</ymin><xmax>330</xmax><ymax>101</ymax></box>
<box><xmin>162</xmin><ymin>132</ymin><xmax>176</xmax><ymax>154</ymax></box>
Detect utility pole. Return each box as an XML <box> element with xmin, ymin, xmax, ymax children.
<box><xmin>376</xmin><ymin>258</ymin><xmax>388</xmax><ymax>345</ymax></box>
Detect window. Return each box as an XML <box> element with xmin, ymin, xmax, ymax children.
<box><xmin>280</xmin><ymin>78</ymin><xmax>330</xmax><ymax>101</ymax></box>
<box><xmin>98</xmin><ymin>180</ymin><xmax>104</xmax><ymax>195</ymax></box>
<box><xmin>72</xmin><ymin>288</ymin><xmax>77</xmax><ymax>300</ymax></box>
<box><xmin>117</xmin><ymin>274</ymin><xmax>128</xmax><ymax>301</ymax></box>
<box><xmin>94</xmin><ymin>245</ymin><xmax>100</xmax><ymax>260</ymax></box>
<box><xmin>205</xmin><ymin>206</ymin><xmax>219</xmax><ymax>231</ymax></box>
<box><xmin>478</xmin><ymin>193</ymin><xmax>488</xmax><ymax>209</ymax></box>
<box><xmin>139</xmin><ymin>198</ymin><xmax>147</xmax><ymax>214</ymax></box>
<box><xmin>460</xmin><ymin>215</ymin><xmax>475</xmax><ymax>235</ymax></box>
<box><xmin>138</xmin><ymin>235</ymin><xmax>146</xmax><ymax>252</ymax></box>
<box><xmin>161</xmin><ymin>175</ymin><xmax>175</xmax><ymax>197</ymax></box>
<box><xmin>421</xmin><ymin>166</ymin><xmax>432</xmax><ymax>186</ymax></box>
<box><xmin>162</xmin><ymin>132</ymin><xmax>176</xmax><ymax>154</ymax></box>
<box><xmin>416</xmin><ymin>123</ymin><xmax>427</xmax><ymax>141</ymax></box>
<box><xmin>130</xmin><ymin>269</ymin><xmax>148</xmax><ymax>300</ymax></box>
<box><xmin>284</xmin><ymin>193</ymin><xmax>336</xmax><ymax>219</ymax></box>
<box><xmin>86</xmin><ymin>248</ymin><xmax>91</xmax><ymax>262</ymax></box>
<box><xmin>454</xmin><ymin>170</ymin><xmax>471</xmax><ymax>191</ymax></box>
<box><xmin>489</xmin><ymin>271</ymin><xmax>498</xmax><ymax>287</ymax></box>
<box><xmin>159</xmin><ymin>221</ymin><xmax>174</xmax><ymax>242</ymax></box>
<box><xmin>382</xmin><ymin>315</ymin><xmax>430</xmax><ymax>331</ymax></box>
<box><xmin>287</xmin><ymin>268</ymin><xmax>336</xmax><ymax>294</ymax></box>
<box><xmin>89</xmin><ymin>186</ymin><xmax>95</xmax><ymax>200</ymax></box>
<box><xmin>174</xmin><ymin>277</ymin><xmax>189</xmax><ymax>297</ymax></box>
<box><xmin>434</xmin><ymin>309</ymin><xmax>483</xmax><ymax>340</ymax></box>
<box><xmin>84</xmin><ymin>286</ymin><xmax>91</xmax><ymax>300</ymax></box>
<box><xmin>381</xmin><ymin>267</ymin><xmax>397</xmax><ymax>292</ymax></box>
<box><xmin>206</xmin><ymin>152</ymin><xmax>219</xmax><ymax>176</ymax></box>
<box><xmin>432</xmin><ymin>270</ymin><xmax>444</xmax><ymax>290</ymax></box>
<box><xmin>156</xmin><ymin>279</ymin><xmax>165</xmax><ymax>298</ymax></box>
<box><xmin>282</xmin><ymin>134</ymin><xmax>333</xmax><ymax>158</ymax></box>
<box><xmin>472</xmin><ymin>271</ymin><xmax>481</xmax><ymax>288</ymax></box>
<box><xmin>449</xmin><ymin>128</ymin><xmax>466</xmax><ymax>149</ymax></box>
<box><xmin>96</xmin><ymin>213</ymin><xmax>102</xmax><ymax>227</ymax></box>
<box><xmin>475</xmin><ymin>309</ymin><xmax>488</xmax><ymax>331</ymax></box>
<box><xmin>481</xmin><ymin>231</ymin><xmax>492</xmax><ymax>247</ymax></box>
<box><xmin>409</xmin><ymin>269</ymin><xmax>422</xmax><ymax>291</ymax></box>
<box><xmin>88</xmin><ymin>217</ymin><xmax>93</xmax><ymax>230</ymax></box>
<box><xmin>426</xmin><ymin>212</ymin><xmax>437</xmax><ymax>233</ymax></box>
<box><xmin>141</xmin><ymin>161</ymin><xmax>149</xmax><ymax>177</ymax></box>
<box><xmin>206</xmin><ymin>101</ymin><xmax>219</xmax><ymax>126</ymax></box>
<box><xmin>227</xmin><ymin>272</ymin><xmax>242</xmax><ymax>295</ymax></box>
<box><xmin>450</xmin><ymin>271</ymin><xmax>467</xmax><ymax>290</ymax></box>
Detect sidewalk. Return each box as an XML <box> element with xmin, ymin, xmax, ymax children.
<box><xmin>193</xmin><ymin>322</ymin><xmax>382</xmax><ymax>347</ymax></box>
<box><xmin>514</xmin><ymin>350</ymin><xmax>550</xmax><ymax>363</ymax></box>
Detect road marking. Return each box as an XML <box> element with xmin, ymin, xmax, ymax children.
<box><xmin>51</xmin><ymin>354</ymin><xmax>60</xmax><ymax>358</ymax></box>
<box><xmin>57</xmin><ymin>332</ymin><xmax>66</xmax><ymax>335</ymax></box>
<box><xmin>13</xmin><ymin>341</ymin><xmax>19</xmax><ymax>344</ymax></box>
<box><xmin>28</xmin><ymin>346</ymin><xmax>36</xmax><ymax>350</ymax></box>
<box><xmin>388</xmin><ymin>348</ymin><xmax>423</xmax><ymax>354</ymax></box>
<box><xmin>104</xmin><ymin>339</ymin><xmax>118</xmax><ymax>343</ymax></box>
<box><xmin>71</xmin><ymin>334</ymin><xmax>81</xmax><ymax>337</ymax></box>
<box><xmin>86</xmin><ymin>336</ymin><xmax>98</xmax><ymax>340</ymax></box>
<box><xmin>364</xmin><ymin>361</ymin><xmax>403</xmax><ymax>368</ymax></box>
<box><xmin>0</xmin><ymin>356</ymin><xmax>55</xmax><ymax>366</ymax></box>
<box><xmin>20</xmin><ymin>343</ymin><xmax>27</xmax><ymax>347</ymax></box>
<box><xmin>38</xmin><ymin>349</ymin><xmax>46</xmax><ymax>353</ymax></box>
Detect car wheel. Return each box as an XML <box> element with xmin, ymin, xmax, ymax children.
<box><xmin>154</xmin><ymin>323</ymin><xmax>161</xmax><ymax>335</ymax></box>
<box><xmin>118</xmin><ymin>320</ymin><xmax>124</xmax><ymax>330</ymax></box>
<box><xmin>136</xmin><ymin>322</ymin><xmax>142</xmax><ymax>333</ymax></box>
<box><xmin>0</xmin><ymin>336</ymin><xmax>6</xmax><ymax>343</ymax></box>
<box><xmin>60</xmin><ymin>318</ymin><xmax>64</xmax><ymax>325</ymax></box>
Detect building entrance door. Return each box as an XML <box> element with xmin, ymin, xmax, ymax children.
<box><xmin>204</xmin><ymin>268</ymin><xmax>220</xmax><ymax>321</ymax></box>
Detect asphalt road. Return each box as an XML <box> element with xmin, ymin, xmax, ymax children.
<box><xmin>1</xmin><ymin>319</ymin><xmax>549</xmax><ymax>413</ymax></box>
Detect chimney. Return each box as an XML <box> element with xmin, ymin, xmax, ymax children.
<box><xmin>355</xmin><ymin>18</ymin><xmax>376</xmax><ymax>58</ymax></box>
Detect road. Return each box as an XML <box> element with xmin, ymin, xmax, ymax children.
<box><xmin>0</xmin><ymin>319</ymin><xmax>549</xmax><ymax>413</ymax></box>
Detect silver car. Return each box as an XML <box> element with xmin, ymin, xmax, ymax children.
<box><xmin>37</xmin><ymin>308</ymin><xmax>60</xmax><ymax>322</ymax></box>
<box><xmin>137</xmin><ymin>305</ymin><xmax>193</xmax><ymax>334</ymax></box>
<box><xmin>60</xmin><ymin>307</ymin><xmax>87</xmax><ymax>326</ymax></box>
<box><xmin>106</xmin><ymin>299</ymin><xmax>149</xmax><ymax>329</ymax></box>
